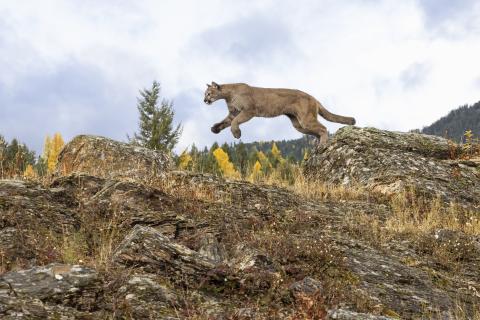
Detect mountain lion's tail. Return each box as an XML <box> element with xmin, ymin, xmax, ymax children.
<box><xmin>317</xmin><ymin>102</ymin><xmax>356</xmax><ymax>125</ymax></box>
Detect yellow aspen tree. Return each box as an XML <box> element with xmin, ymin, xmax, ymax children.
<box><xmin>213</xmin><ymin>147</ymin><xmax>240</xmax><ymax>178</ymax></box>
<box><xmin>256</xmin><ymin>150</ymin><xmax>272</xmax><ymax>171</ymax></box>
<box><xmin>47</xmin><ymin>133</ymin><xmax>65</xmax><ymax>173</ymax></box>
<box><xmin>42</xmin><ymin>135</ymin><xmax>52</xmax><ymax>160</ymax></box>
<box><xmin>270</xmin><ymin>142</ymin><xmax>284</xmax><ymax>175</ymax></box>
<box><xmin>24</xmin><ymin>164</ymin><xmax>36</xmax><ymax>180</ymax></box>
<box><xmin>249</xmin><ymin>160</ymin><xmax>262</xmax><ymax>182</ymax></box>
<box><xmin>257</xmin><ymin>150</ymin><xmax>267</xmax><ymax>162</ymax></box>
<box><xmin>271</xmin><ymin>142</ymin><xmax>282</xmax><ymax>160</ymax></box>
<box><xmin>463</xmin><ymin>129</ymin><xmax>473</xmax><ymax>157</ymax></box>
<box><xmin>178</xmin><ymin>149</ymin><xmax>193</xmax><ymax>170</ymax></box>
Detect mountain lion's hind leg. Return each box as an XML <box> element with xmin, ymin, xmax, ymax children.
<box><xmin>286</xmin><ymin>114</ymin><xmax>310</xmax><ymax>135</ymax></box>
<box><xmin>302</xmin><ymin>119</ymin><xmax>328</xmax><ymax>144</ymax></box>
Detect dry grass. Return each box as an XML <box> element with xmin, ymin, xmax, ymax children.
<box><xmin>59</xmin><ymin>229</ymin><xmax>88</xmax><ymax>265</ymax></box>
<box><xmin>250</xmin><ymin>165</ymin><xmax>376</xmax><ymax>203</ymax></box>
<box><xmin>154</xmin><ymin>172</ymin><xmax>234</xmax><ymax>204</ymax></box>
<box><xmin>386</xmin><ymin>191</ymin><xmax>480</xmax><ymax>236</ymax></box>
<box><xmin>259</xmin><ymin>165</ymin><xmax>479</xmax><ymax>240</ymax></box>
<box><xmin>344</xmin><ymin>189</ymin><xmax>480</xmax><ymax>274</ymax></box>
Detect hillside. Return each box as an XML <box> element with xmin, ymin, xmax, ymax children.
<box><xmin>0</xmin><ymin>129</ymin><xmax>479</xmax><ymax>319</ymax></box>
<box><xmin>422</xmin><ymin>101</ymin><xmax>480</xmax><ymax>141</ymax></box>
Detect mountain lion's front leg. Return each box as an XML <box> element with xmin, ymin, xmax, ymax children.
<box><xmin>231</xmin><ymin>111</ymin><xmax>253</xmax><ymax>139</ymax></box>
<box><xmin>211</xmin><ymin>113</ymin><xmax>235</xmax><ymax>134</ymax></box>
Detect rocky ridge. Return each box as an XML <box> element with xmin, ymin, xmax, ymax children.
<box><xmin>305</xmin><ymin>126</ymin><xmax>480</xmax><ymax>208</ymax></box>
<box><xmin>0</xmin><ymin>133</ymin><xmax>478</xmax><ymax>319</ymax></box>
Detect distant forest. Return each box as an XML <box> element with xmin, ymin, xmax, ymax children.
<box><xmin>421</xmin><ymin>101</ymin><xmax>480</xmax><ymax>142</ymax></box>
<box><xmin>242</xmin><ymin>135</ymin><xmax>317</xmax><ymax>163</ymax></box>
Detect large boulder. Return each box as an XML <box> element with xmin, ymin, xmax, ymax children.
<box><xmin>55</xmin><ymin>135</ymin><xmax>172</xmax><ymax>181</ymax></box>
<box><xmin>304</xmin><ymin>126</ymin><xmax>480</xmax><ymax>206</ymax></box>
<box><xmin>113</xmin><ymin>225</ymin><xmax>217</xmax><ymax>278</ymax></box>
<box><xmin>0</xmin><ymin>264</ymin><xmax>102</xmax><ymax>318</ymax></box>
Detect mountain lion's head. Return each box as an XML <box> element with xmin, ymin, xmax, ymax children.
<box><xmin>204</xmin><ymin>82</ymin><xmax>222</xmax><ymax>105</ymax></box>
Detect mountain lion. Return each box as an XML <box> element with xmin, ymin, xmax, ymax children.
<box><xmin>204</xmin><ymin>82</ymin><xmax>356</xmax><ymax>144</ymax></box>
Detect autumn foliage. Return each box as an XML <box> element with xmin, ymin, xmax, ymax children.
<box><xmin>213</xmin><ymin>147</ymin><xmax>240</xmax><ymax>178</ymax></box>
<box><xmin>42</xmin><ymin>133</ymin><xmax>65</xmax><ymax>174</ymax></box>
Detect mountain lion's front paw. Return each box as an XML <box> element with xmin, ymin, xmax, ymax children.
<box><xmin>232</xmin><ymin>128</ymin><xmax>241</xmax><ymax>139</ymax></box>
<box><xmin>211</xmin><ymin>125</ymin><xmax>221</xmax><ymax>134</ymax></box>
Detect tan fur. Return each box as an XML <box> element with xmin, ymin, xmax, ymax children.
<box><xmin>204</xmin><ymin>82</ymin><xmax>355</xmax><ymax>144</ymax></box>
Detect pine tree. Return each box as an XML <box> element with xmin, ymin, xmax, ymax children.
<box><xmin>35</xmin><ymin>156</ymin><xmax>48</xmax><ymax>177</ymax></box>
<box><xmin>234</xmin><ymin>142</ymin><xmax>248</xmax><ymax>177</ymax></box>
<box><xmin>6</xmin><ymin>139</ymin><xmax>19</xmax><ymax>175</ymax></box>
<box><xmin>130</xmin><ymin>81</ymin><xmax>182</xmax><ymax>153</ymax></box>
<box><xmin>206</xmin><ymin>142</ymin><xmax>221</xmax><ymax>175</ymax></box>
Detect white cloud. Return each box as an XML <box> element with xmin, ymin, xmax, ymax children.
<box><xmin>0</xmin><ymin>0</ymin><xmax>479</xmax><ymax>154</ymax></box>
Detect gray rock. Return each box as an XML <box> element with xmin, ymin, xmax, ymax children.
<box><xmin>290</xmin><ymin>277</ymin><xmax>323</xmax><ymax>295</ymax></box>
<box><xmin>116</xmin><ymin>274</ymin><xmax>179</xmax><ymax>319</ymax></box>
<box><xmin>0</xmin><ymin>264</ymin><xmax>102</xmax><ymax>318</ymax></box>
<box><xmin>55</xmin><ymin>135</ymin><xmax>172</xmax><ymax>181</ymax></box>
<box><xmin>198</xmin><ymin>233</ymin><xmax>226</xmax><ymax>264</ymax></box>
<box><xmin>305</xmin><ymin>126</ymin><xmax>480</xmax><ymax>207</ymax></box>
<box><xmin>229</xmin><ymin>243</ymin><xmax>276</xmax><ymax>272</ymax></box>
<box><xmin>113</xmin><ymin>225</ymin><xmax>216</xmax><ymax>277</ymax></box>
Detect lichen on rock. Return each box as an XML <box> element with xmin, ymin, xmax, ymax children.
<box><xmin>305</xmin><ymin>126</ymin><xmax>480</xmax><ymax>207</ymax></box>
<box><xmin>55</xmin><ymin>135</ymin><xmax>172</xmax><ymax>181</ymax></box>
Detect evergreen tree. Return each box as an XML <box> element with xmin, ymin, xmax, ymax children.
<box><xmin>6</xmin><ymin>139</ymin><xmax>19</xmax><ymax>175</ymax></box>
<box><xmin>206</xmin><ymin>142</ymin><xmax>221</xmax><ymax>175</ymax></box>
<box><xmin>35</xmin><ymin>156</ymin><xmax>48</xmax><ymax>177</ymax></box>
<box><xmin>130</xmin><ymin>81</ymin><xmax>182</xmax><ymax>153</ymax></box>
<box><xmin>422</xmin><ymin>101</ymin><xmax>480</xmax><ymax>141</ymax></box>
<box><xmin>0</xmin><ymin>137</ymin><xmax>36</xmax><ymax>177</ymax></box>
<box><xmin>234</xmin><ymin>142</ymin><xmax>249</xmax><ymax>177</ymax></box>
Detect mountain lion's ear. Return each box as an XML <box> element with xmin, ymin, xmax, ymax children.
<box><xmin>206</xmin><ymin>83</ymin><xmax>211</xmax><ymax>87</ymax></box>
<box><xmin>212</xmin><ymin>81</ymin><xmax>220</xmax><ymax>90</ymax></box>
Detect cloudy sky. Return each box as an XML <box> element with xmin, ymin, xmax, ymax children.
<box><xmin>1</xmin><ymin>0</ymin><xmax>479</xmax><ymax>155</ymax></box>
